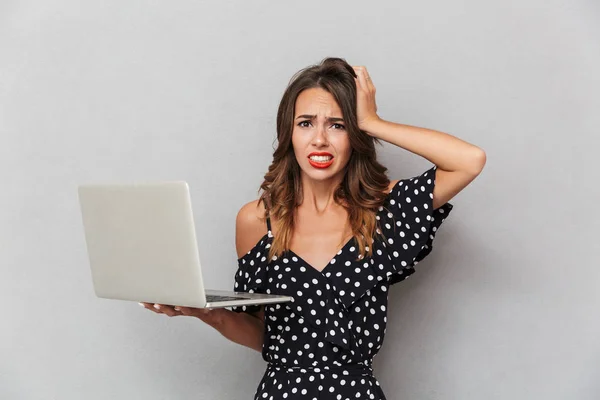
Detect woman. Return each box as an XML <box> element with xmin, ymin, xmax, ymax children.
<box><xmin>142</xmin><ymin>57</ymin><xmax>486</xmax><ymax>399</ymax></box>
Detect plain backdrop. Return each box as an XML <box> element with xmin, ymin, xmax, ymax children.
<box><xmin>1</xmin><ymin>1</ymin><xmax>599</xmax><ymax>399</ymax></box>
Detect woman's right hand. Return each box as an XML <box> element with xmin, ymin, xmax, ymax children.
<box><xmin>139</xmin><ymin>302</ymin><xmax>228</xmax><ymax>328</ymax></box>
<box><xmin>140</xmin><ymin>302</ymin><xmax>264</xmax><ymax>352</ymax></box>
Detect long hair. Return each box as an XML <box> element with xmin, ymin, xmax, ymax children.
<box><xmin>258</xmin><ymin>57</ymin><xmax>391</xmax><ymax>262</ymax></box>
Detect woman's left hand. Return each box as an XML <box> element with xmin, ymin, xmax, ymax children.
<box><xmin>352</xmin><ymin>66</ymin><xmax>381</xmax><ymax>134</ymax></box>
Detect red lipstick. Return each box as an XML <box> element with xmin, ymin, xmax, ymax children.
<box><xmin>308</xmin><ymin>152</ymin><xmax>334</xmax><ymax>169</ymax></box>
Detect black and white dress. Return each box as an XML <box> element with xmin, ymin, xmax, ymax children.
<box><xmin>232</xmin><ymin>166</ymin><xmax>453</xmax><ymax>400</ymax></box>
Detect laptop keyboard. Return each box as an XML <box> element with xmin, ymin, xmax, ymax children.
<box><xmin>206</xmin><ymin>294</ymin><xmax>251</xmax><ymax>302</ymax></box>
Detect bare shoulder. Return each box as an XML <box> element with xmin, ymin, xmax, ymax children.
<box><xmin>235</xmin><ymin>199</ymin><xmax>268</xmax><ymax>259</ymax></box>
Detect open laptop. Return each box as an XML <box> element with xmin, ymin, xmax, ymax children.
<box><xmin>77</xmin><ymin>181</ymin><xmax>292</xmax><ymax>309</ymax></box>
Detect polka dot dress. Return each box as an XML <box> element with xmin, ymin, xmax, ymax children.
<box><xmin>232</xmin><ymin>166</ymin><xmax>453</xmax><ymax>400</ymax></box>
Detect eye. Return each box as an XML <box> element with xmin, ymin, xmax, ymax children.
<box><xmin>298</xmin><ymin>120</ymin><xmax>312</xmax><ymax>128</ymax></box>
<box><xmin>332</xmin><ymin>123</ymin><xmax>346</xmax><ymax>130</ymax></box>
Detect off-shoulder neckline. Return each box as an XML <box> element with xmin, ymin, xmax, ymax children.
<box><xmin>237</xmin><ymin>170</ymin><xmax>426</xmax><ymax>264</ymax></box>
<box><xmin>235</xmin><ymin>182</ymin><xmax>402</xmax><ymax>265</ymax></box>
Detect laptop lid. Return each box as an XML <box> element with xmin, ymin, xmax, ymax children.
<box><xmin>78</xmin><ymin>181</ymin><xmax>209</xmax><ymax>308</ymax></box>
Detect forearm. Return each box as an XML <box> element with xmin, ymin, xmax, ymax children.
<box><xmin>363</xmin><ymin>118</ymin><xmax>485</xmax><ymax>174</ymax></box>
<box><xmin>208</xmin><ymin>309</ymin><xmax>264</xmax><ymax>353</ymax></box>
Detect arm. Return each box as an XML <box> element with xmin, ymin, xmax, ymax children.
<box><xmin>139</xmin><ymin>303</ymin><xmax>264</xmax><ymax>353</ymax></box>
<box><xmin>166</xmin><ymin>302</ymin><xmax>264</xmax><ymax>353</ymax></box>
<box><xmin>365</xmin><ymin>118</ymin><xmax>486</xmax><ymax>209</ymax></box>
<box><xmin>353</xmin><ymin>66</ymin><xmax>486</xmax><ymax>209</ymax></box>
<box><xmin>175</xmin><ymin>305</ymin><xmax>263</xmax><ymax>353</ymax></box>
<box><xmin>215</xmin><ymin>200</ymin><xmax>268</xmax><ymax>352</ymax></box>
<box><xmin>166</xmin><ymin>200</ymin><xmax>267</xmax><ymax>353</ymax></box>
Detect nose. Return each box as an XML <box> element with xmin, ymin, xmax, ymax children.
<box><xmin>311</xmin><ymin>125</ymin><xmax>329</xmax><ymax>147</ymax></box>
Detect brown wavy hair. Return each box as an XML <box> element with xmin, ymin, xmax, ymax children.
<box><xmin>258</xmin><ymin>57</ymin><xmax>391</xmax><ymax>262</ymax></box>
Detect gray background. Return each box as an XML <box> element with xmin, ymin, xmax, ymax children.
<box><xmin>1</xmin><ymin>0</ymin><xmax>599</xmax><ymax>399</ymax></box>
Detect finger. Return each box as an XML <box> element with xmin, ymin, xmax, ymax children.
<box><xmin>355</xmin><ymin>68</ymin><xmax>369</xmax><ymax>91</ymax></box>
<box><xmin>153</xmin><ymin>304</ymin><xmax>180</xmax><ymax>317</ymax></box>
<box><xmin>139</xmin><ymin>302</ymin><xmax>161</xmax><ymax>314</ymax></box>
<box><xmin>175</xmin><ymin>306</ymin><xmax>197</xmax><ymax>316</ymax></box>
<box><xmin>352</xmin><ymin>65</ymin><xmax>367</xmax><ymax>77</ymax></box>
<box><xmin>362</xmin><ymin>68</ymin><xmax>375</xmax><ymax>91</ymax></box>
<box><xmin>354</xmin><ymin>75</ymin><xmax>362</xmax><ymax>91</ymax></box>
<box><xmin>163</xmin><ymin>305</ymin><xmax>182</xmax><ymax>317</ymax></box>
<box><xmin>170</xmin><ymin>306</ymin><xmax>211</xmax><ymax>320</ymax></box>
<box><xmin>363</xmin><ymin>66</ymin><xmax>370</xmax><ymax>79</ymax></box>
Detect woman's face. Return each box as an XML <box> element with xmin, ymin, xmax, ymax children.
<box><xmin>292</xmin><ymin>87</ymin><xmax>352</xmax><ymax>183</ymax></box>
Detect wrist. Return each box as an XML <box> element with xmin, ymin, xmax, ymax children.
<box><xmin>360</xmin><ymin>116</ymin><xmax>384</xmax><ymax>137</ymax></box>
<box><xmin>194</xmin><ymin>308</ymin><xmax>227</xmax><ymax>329</ymax></box>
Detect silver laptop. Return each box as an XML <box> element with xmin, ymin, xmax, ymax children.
<box><xmin>77</xmin><ymin>181</ymin><xmax>292</xmax><ymax>309</ymax></box>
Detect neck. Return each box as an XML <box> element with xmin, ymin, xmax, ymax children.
<box><xmin>299</xmin><ymin>173</ymin><xmax>344</xmax><ymax>214</ymax></box>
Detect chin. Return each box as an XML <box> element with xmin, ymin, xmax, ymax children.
<box><xmin>300</xmin><ymin>164</ymin><xmax>343</xmax><ymax>182</ymax></box>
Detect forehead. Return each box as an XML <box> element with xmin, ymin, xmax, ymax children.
<box><xmin>294</xmin><ymin>87</ymin><xmax>342</xmax><ymax>115</ymax></box>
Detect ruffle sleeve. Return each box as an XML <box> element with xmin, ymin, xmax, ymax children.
<box><xmin>230</xmin><ymin>233</ymin><xmax>271</xmax><ymax>314</ymax></box>
<box><xmin>379</xmin><ymin>165</ymin><xmax>453</xmax><ymax>285</ymax></box>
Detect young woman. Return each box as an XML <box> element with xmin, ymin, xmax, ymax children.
<box><xmin>141</xmin><ymin>57</ymin><xmax>486</xmax><ymax>399</ymax></box>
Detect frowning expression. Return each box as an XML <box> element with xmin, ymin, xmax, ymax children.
<box><xmin>292</xmin><ymin>87</ymin><xmax>352</xmax><ymax>182</ymax></box>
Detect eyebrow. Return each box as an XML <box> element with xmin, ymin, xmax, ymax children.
<box><xmin>295</xmin><ymin>114</ymin><xmax>345</xmax><ymax>122</ymax></box>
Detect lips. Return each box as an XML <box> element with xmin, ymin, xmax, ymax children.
<box><xmin>308</xmin><ymin>152</ymin><xmax>334</xmax><ymax>169</ymax></box>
